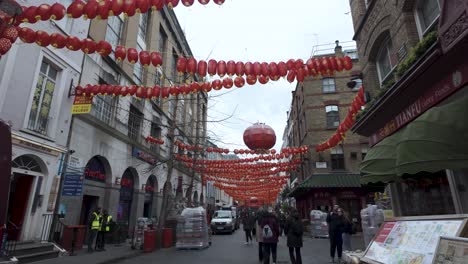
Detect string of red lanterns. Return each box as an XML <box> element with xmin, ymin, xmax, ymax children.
<box><xmin>315</xmin><ymin>86</ymin><xmax>366</xmax><ymax>152</ymax></box>
<box><xmin>15</xmin><ymin>0</ymin><xmax>225</xmax><ymax>26</ymax></box>
<box><xmin>145</xmin><ymin>135</ymin><xmax>165</xmax><ymax>145</ymax></box>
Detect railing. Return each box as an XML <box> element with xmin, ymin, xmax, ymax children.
<box><xmin>40</xmin><ymin>213</ymin><xmax>55</xmax><ymax>242</ymax></box>
<box><xmin>40</xmin><ymin>214</ymin><xmax>65</xmax><ymax>248</ymax></box>
<box><xmin>27</xmin><ymin>115</ymin><xmax>51</xmax><ymax>136</ymax></box>
<box><xmin>0</xmin><ymin>223</ymin><xmax>21</xmax><ymax>258</ymax></box>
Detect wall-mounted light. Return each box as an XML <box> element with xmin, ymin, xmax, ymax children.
<box><xmin>115</xmin><ymin>177</ymin><xmax>121</xmax><ymax>185</ymax></box>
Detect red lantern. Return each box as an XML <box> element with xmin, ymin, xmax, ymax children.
<box><xmin>161</xmin><ymin>87</ymin><xmax>170</xmax><ymax>98</ymax></box>
<box><xmin>243</xmin><ymin>123</ymin><xmax>276</xmax><ymax>150</ymax></box>
<box><xmin>97</xmin><ymin>40</ymin><xmax>112</xmax><ymax>56</ymax></box>
<box><xmin>81</xmin><ymin>38</ymin><xmax>96</xmax><ymax>54</ymax></box>
<box><xmin>36</xmin><ymin>4</ymin><xmax>51</xmax><ymax>21</ymax></box>
<box><xmin>212</xmin><ymin>79</ymin><xmax>222</xmax><ymax>90</ymax></box>
<box><xmin>49</xmin><ymin>3</ymin><xmax>66</xmax><ymax>20</ymax></box>
<box><xmin>335</xmin><ymin>57</ymin><xmax>344</xmax><ymax>72</ymax></box>
<box><xmin>136</xmin><ymin>0</ymin><xmax>151</xmax><ymax>13</ymax></box>
<box><xmin>97</xmin><ymin>0</ymin><xmax>111</xmax><ymax>19</ymax></box>
<box><xmin>2</xmin><ymin>27</ymin><xmax>18</xmax><ymax>43</ymax></box>
<box><xmin>234</xmin><ymin>61</ymin><xmax>244</xmax><ymax>77</ymax></box>
<box><xmin>197</xmin><ymin>60</ymin><xmax>207</xmax><ymax>77</ymax></box>
<box><xmin>110</xmin><ymin>0</ymin><xmax>125</xmax><ymax>16</ymax></box>
<box><xmin>50</xmin><ymin>33</ymin><xmax>66</xmax><ymax>48</ymax></box>
<box><xmin>176</xmin><ymin>57</ymin><xmax>187</xmax><ymax>73</ymax></box>
<box><xmin>124</xmin><ymin>0</ymin><xmax>137</xmax><ymax>16</ymax></box>
<box><xmin>67</xmin><ymin>0</ymin><xmax>85</xmax><ymax>19</ymax></box>
<box><xmin>113</xmin><ymin>85</ymin><xmax>122</xmax><ymax>96</ymax></box>
<box><xmin>190</xmin><ymin>82</ymin><xmax>200</xmax><ymax>93</ymax></box>
<box><xmin>286</xmin><ymin>59</ymin><xmax>295</xmax><ymax>71</ymax></box>
<box><xmin>152</xmin><ymin>85</ymin><xmax>161</xmax><ymax>98</ymax></box>
<box><xmin>20</xmin><ymin>6</ymin><xmax>38</xmax><ymax>23</ymax></box>
<box><xmin>202</xmin><ymin>82</ymin><xmax>212</xmax><ymax>92</ymax></box>
<box><xmin>136</xmin><ymin>86</ymin><xmax>146</xmax><ymax>98</ymax></box>
<box><xmin>198</xmin><ymin>0</ymin><xmax>210</xmax><ymax>5</ymax></box>
<box><xmin>343</xmin><ymin>56</ymin><xmax>353</xmax><ymax>70</ymax></box>
<box><xmin>66</xmin><ymin>36</ymin><xmax>81</xmax><ymax>51</ymax></box>
<box><xmin>260</xmin><ymin>62</ymin><xmax>269</xmax><ymax>77</ymax></box>
<box><xmin>268</xmin><ymin>62</ymin><xmax>278</xmax><ymax>79</ymax></box>
<box><xmin>90</xmin><ymin>85</ymin><xmax>100</xmax><ymax>95</ymax></box>
<box><xmin>244</xmin><ymin>62</ymin><xmax>254</xmax><ymax>76</ymax></box>
<box><xmin>35</xmin><ymin>30</ymin><xmax>50</xmax><ymax>47</ymax></box>
<box><xmin>128</xmin><ymin>85</ymin><xmax>138</xmax><ymax>96</ymax></box>
<box><xmin>182</xmin><ymin>0</ymin><xmax>195</xmax><ymax>6</ymax></box>
<box><xmin>139</xmin><ymin>51</ymin><xmax>151</xmax><ymax>67</ymax></box>
<box><xmin>277</xmin><ymin>62</ymin><xmax>288</xmax><ymax>77</ymax></box>
<box><xmin>213</xmin><ymin>0</ymin><xmax>225</xmax><ymax>4</ymax></box>
<box><xmin>169</xmin><ymin>86</ymin><xmax>179</xmax><ymax>97</ymax></box>
<box><xmin>18</xmin><ymin>27</ymin><xmax>36</xmax><ymax>44</ymax></box>
<box><xmin>187</xmin><ymin>57</ymin><xmax>197</xmax><ymax>75</ymax></box>
<box><xmin>115</xmin><ymin>46</ymin><xmax>127</xmax><ymax>61</ymax></box>
<box><xmin>208</xmin><ymin>59</ymin><xmax>217</xmax><ymax>76</ymax></box>
<box><xmin>165</xmin><ymin>0</ymin><xmax>180</xmax><ymax>8</ymax></box>
<box><xmin>151</xmin><ymin>0</ymin><xmax>165</xmax><ymax>10</ymax></box>
<box><xmin>246</xmin><ymin>75</ymin><xmax>257</xmax><ymax>85</ymax></box>
<box><xmin>253</xmin><ymin>62</ymin><xmax>261</xmax><ymax>76</ymax></box>
<box><xmin>234</xmin><ymin>76</ymin><xmax>245</xmax><ymax>88</ymax></box>
<box><xmin>148</xmin><ymin>52</ymin><xmax>161</xmax><ymax>68</ymax></box>
<box><xmin>0</xmin><ymin>38</ymin><xmax>12</xmax><ymax>55</ymax></box>
<box><xmin>120</xmin><ymin>86</ymin><xmax>129</xmax><ymax>96</ymax></box>
<box><xmin>83</xmin><ymin>0</ymin><xmax>99</xmax><ymax>19</ymax></box>
<box><xmin>217</xmin><ymin>60</ymin><xmax>226</xmax><ymax>77</ymax></box>
<box><xmin>226</xmin><ymin>60</ymin><xmax>236</xmax><ymax>76</ymax></box>
<box><xmin>223</xmin><ymin>78</ymin><xmax>233</xmax><ymax>89</ymax></box>
<box><xmin>258</xmin><ymin>75</ymin><xmax>269</xmax><ymax>84</ymax></box>
<box><xmin>296</xmin><ymin>68</ymin><xmax>305</xmax><ymax>82</ymax></box>
<box><xmin>127</xmin><ymin>48</ymin><xmax>139</xmax><ymax>64</ymax></box>
<box><xmin>286</xmin><ymin>70</ymin><xmax>296</xmax><ymax>83</ymax></box>
<box><xmin>98</xmin><ymin>84</ymin><xmax>107</xmax><ymax>95</ymax></box>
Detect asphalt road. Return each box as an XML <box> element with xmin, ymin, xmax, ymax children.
<box><xmin>118</xmin><ymin>227</ymin><xmax>365</xmax><ymax>264</ymax></box>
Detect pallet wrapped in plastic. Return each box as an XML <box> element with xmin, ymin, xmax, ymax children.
<box><xmin>360</xmin><ymin>204</ymin><xmax>384</xmax><ymax>247</ymax></box>
<box><xmin>176</xmin><ymin>207</ymin><xmax>210</xmax><ymax>249</ymax></box>
<box><xmin>309</xmin><ymin>210</ymin><xmax>329</xmax><ymax>238</ymax></box>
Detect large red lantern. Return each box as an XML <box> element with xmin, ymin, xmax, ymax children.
<box><xmin>187</xmin><ymin>57</ymin><xmax>197</xmax><ymax>75</ymax></box>
<box><xmin>198</xmin><ymin>0</ymin><xmax>210</xmax><ymax>5</ymax></box>
<box><xmin>67</xmin><ymin>0</ymin><xmax>85</xmax><ymax>19</ymax></box>
<box><xmin>258</xmin><ymin>75</ymin><xmax>269</xmax><ymax>84</ymax></box>
<box><xmin>50</xmin><ymin>33</ymin><xmax>66</xmax><ymax>48</ymax></box>
<box><xmin>176</xmin><ymin>57</ymin><xmax>187</xmax><ymax>73</ymax></box>
<box><xmin>115</xmin><ymin>45</ymin><xmax>126</xmax><ymax>61</ymax></box>
<box><xmin>253</xmin><ymin>62</ymin><xmax>261</xmax><ymax>76</ymax></box>
<box><xmin>197</xmin><ymin>60</ymin><xmax>207</xmax><ymax>77</ymax></box>
<box><xmin>286</xmin><ymin>70</ymin><xmax>296</xmax><ymax>83</ymax></box>
<box><xmin>343</xmin><ymin>56</ymin><xmax>353</xmax><ymax>71</ymax></box>
<box><xmin>97</xmin><ymin>40</ymin><xmax>112</xmax><ymax>56</ymax></box>
<box><xmin>2</xmin><ymin>27</ymin><xmax>18</xmax><ymax>43</ymax></box>
<box><xmin>124</xmin><ymin>0</ymin><xmax>137</xmax><ymax>16</ymax></box>
<box><xmin>20</xmin><ymin>6</ymin><xmax>38</xmax><ymax>23</ymax></box>
<box><xmin>66</xmin><ymin>36</ymin><xmax>81</xmax><ymax>51</ymax></box>
<box><xmin>235</xmin><ymin>61</ymin><xmax>245</xmax><ymax>76</ymax></box>
<box><xmin>165</xmin><ymin>0</ymin><xmax>179</xmax><ymax>8</ymax></box>
<box><xmin>0</xmin><ymin>38</ymin><xmax>12</xmax><ymax>55</ymax></box>
<box><xmin>278</xmin><ymin>61</ymin><xmax>287</xmax><ymax>77</ymax></box>
<box><xmin>35</xmin><ymin>30</ymin><xmax>50</xmax><ymax>47</ymax></box>
<box><xmin>226</xmin><ymin>60</ymin><xmax>236</xmax><ymax>76</ymax></box>
<box><xmin>234</xmin><ymin>76</ymin><xmax>245</xmax><ymax>88</ymax></box>
<box><xmin>18</xmin><ymin>27</ymin><xmax>36</xmax><ymax>43</ymax></box>
<box><xmin>136</xmin><ymin>0</ymin><xmax>151</xmax><ymax>13</ymax></box>
<box><xmin>151</xmin><ymin>0</ymin><xmax>165</xmax><ymax>10</ymax></box>
<box><xmin>182</xmin><ymin>0</ymin><xmax>195</xmax><ymax>6</ymax></box>
<box><xmin>50</xmin><ymin>3</ymin><xmax>66</xmax><ymax>20</ymax></box>
<box><xmin>97</xmin><ymin>0</ymin><xmax>111</xmax><ymax>19</ymax></box>
<box><xmin>212</xmin><ymin>79</ymin><xmax>222</xmax><ymax>90</ymax></box>
<box><xmin>223</xmin><ymin>78</ymin><xmax>233</xmax><ymax>89</ymax></box>
<box><xmin>110</xmin><ymin>0</ymin><xmax>125</xmax><ymax>16</ymax></box>
<box><xmin>243</xmin><ymin>123</ymin><xmax>276</xmax><ymax>150</ymax></box>
<box><xmin>81</xmin><ymin>38</ymin><xmax>97</xmax><ymax>54</ymax></box>
<box><xmin>244</xmin><ymin>62</ymin><xmax>254</xmax><ymax>76</ymax></box>
<box><xmin>152</xmin><ymin>85</ymin><xmax>161</xmax><ymax>97</ymax></box>
<box><xmin>83</xmin><ymin>0</ymin><xmax>99</xmax><ymax>20</ymax></box>
<box><xmin>246</xmin><ymin>75</ymin><xmax>257</xmax><ymax>85</ymax></box>
<box><xmin>36</xmin><ymin>4</ymin><xmax>51</xmax><ymax>21</ymax></box>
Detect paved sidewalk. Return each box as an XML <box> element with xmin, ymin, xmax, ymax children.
<box><xmin>34</xmin><ymin>243</ymin><xmax>142</xmax><ymax>264</ymax></box>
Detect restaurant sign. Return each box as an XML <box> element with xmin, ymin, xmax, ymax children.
<box><xmin>370</xmin><ymin>65</ymin><xmax>468</xmax><ymax>146</ymax></box>
<box><xmin>132</xmin><ymin>147</ymin><xmax>157</xmax><ymax>165</ymax></box>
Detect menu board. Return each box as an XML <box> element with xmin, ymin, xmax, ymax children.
<box><xmin>433</xmin><ymin>236</ymin><xmax>468</xmax><ymax>264</ymax></box>
<box><xmin>362</xmin><ymin>219</ymin><xmax>465</xmax><ymax>264</ymax></box>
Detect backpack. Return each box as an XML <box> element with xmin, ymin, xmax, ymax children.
<box><xmin>263</xmin><ymin>224</ymin><xmax>273</xmax><ymax>239</ymax></box>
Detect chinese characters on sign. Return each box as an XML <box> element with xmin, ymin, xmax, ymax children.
<box><xmin>71</xmin><ymin>95</ymin><xmax>93</xmax><ymax>114</ymax></box>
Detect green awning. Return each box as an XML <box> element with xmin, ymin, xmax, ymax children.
<box><xmin>361</xmin><ymin>91</ymin><xmax>468</xmax><ymax>184</ymax></box>
<box><xmin>289</xmin><ymin>174</ymin><xmax>361</xmax><ymax>197</ymax></box>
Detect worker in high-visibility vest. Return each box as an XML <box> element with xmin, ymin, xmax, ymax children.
<box><xmin>96</xmin><ymin>210</ymin><xmax>112</xmax><ymax>251</ymax></box>
<box><xmin>87</xmin><ymin>207</ymin><xmax>101</xmax><ymax>253</ymax></box>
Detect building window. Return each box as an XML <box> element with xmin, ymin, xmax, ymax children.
<box><xmin>28</xmin><ymin>61</ymin><xmax>59</xmax><ymax>135</ymax></box>
<box><xmin>172</xmin><ymin>51</ymin><xmax>178</xmax><ymax>84</ymax></box>
<box><xmin>322</xmin><ymin>78</ymin><xmax>336</xmax><ymax>93</ymax></box>
<box><xmin>105</xmin><ymin>15</ymin><xmax>124</xmax><ymax>48</ymax></box>
<box><xmin>128</xmin><ymin>105</ymin><xmax>143</xmax><ymax>141</ymax></box>
<box><xmin>376</xmin><ymin>38</ymin><xmax>395</xmax><ymax>83</ymax></box>
<box><xmin>415</xmin><ymin>0</ymin><xmax>440</xmax><ymax>38</ymax></box>
<box><xmin>138</xmin><ymin>12</ymin><xmax>150</xmax><ymax>42</ymax></box>
<box><xmin>93</xmin><ymin>95</ymin><xmax>116</xmax><ymax>125</ymax></box>
<box><xmin>133</xmin><ymin>43</ymin><xmax>144</xmax><ymax>84</ymax></box>
<box><xmin>325</xmin><ymin>105</ymin><xmax>340</xmax><ymax>129</ymax></box>
<box><xmin>361</xmin><ymin>145</ymin><xmax>368</xmax><ymax>160</ymax></box>
<box><xmin>331</xmin><ymin>146</ymin><xmax>345</xmax><ymax>170</ymax></box>
<box><xmin>150</xmin><ymin>121</ymin><xmax>162</xmax><ymax>152</ymax></box>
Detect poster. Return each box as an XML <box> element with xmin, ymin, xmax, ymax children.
<box><xmin>71</xmin><ymin>95</ymin><xmax>93</xmax><ymax>114</ymax></box>
<box><xmin>433</xmin><ymin>237</ymin><xmax>468</xmax><ymax>264</ymax></box>
<box><xmin>363</xmin><ymin>220</ymin><xmax>464</xmax><ymax>264</ymax></box>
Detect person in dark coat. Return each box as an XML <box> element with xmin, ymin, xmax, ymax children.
<box><xmin>284</xmin><ymin>209</ymin><xmax>303</xmax><ymax>264</ymax></box>
<box><xmin>242</xmin><ymin>212</ymin><xmax>255</xmax><ymax>244</ymax></box>
<box><xmin>326</xmin><ymin>206</ymin><xmax>346</xmax><ymax>263</ymax></box>
<box><xmin>261</xmin><ymin>209</ymin><xmax>280</xmax><ymax>264</ymax></box>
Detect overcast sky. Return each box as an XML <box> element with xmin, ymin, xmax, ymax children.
<box><xmin>174</xmin><ymin>0</ymin><xmax>356</xmax><ymax>150</ymax></box>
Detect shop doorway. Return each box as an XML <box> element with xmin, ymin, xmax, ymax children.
<box><xmin>7</xmin><ymin>174</ymin><xmax>34</xmax><ymax>240</ymax></box>
<box><xmin>118</xmin><ymin>168</ymin><xmax>136</xmax><ymax>225</ymax></box>
<box><xmin>80</xmin><ymin>195</ymin><xmax>99</xmax><ymax>226</ymax></box>
<box><xmin>143</xmin><ymin>175</ymin><xmax>157</xmax><ymax>218</ymax></box>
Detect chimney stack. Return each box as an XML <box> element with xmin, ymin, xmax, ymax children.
<box><xmin>335</xmin><ymin>40</ymin><xmax>343</xmax><ymax>57</ymax></box>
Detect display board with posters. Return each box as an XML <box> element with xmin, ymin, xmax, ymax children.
<box><xmin>361</xmin><ymin>215</ymin><xmax>468</xmax><ymax>264</ymax></box>
<box><xmin>433</xmin><ymin>236</ymin><xmax>468</xmax><ymax>264</ymax></box>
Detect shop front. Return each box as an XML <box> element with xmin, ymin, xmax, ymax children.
<box><xmin>143</xmin><ymin>175</ymin><xmax>157</xmax><ymax>219</ymax></box>
<box><xmin>117</xmin><ymin>168</ymin><xmax>136</xmax><ymax>226</ymax></box>
<box><xmin>353</xmin><ymin>1</ymin><xmax>468</xmax><ymax>217</ymax></box>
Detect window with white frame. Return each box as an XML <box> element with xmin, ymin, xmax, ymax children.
<box><xmin>331</xmin><ymin>146</ymin><xmax>345</xmax><ymax>170</ymax></box>
<box><xmin>325</xmin><ymin>105</ymin><xmax>340</xmax><ymax>129</ymax></box>
<box><xmin>105</xmin><ymin>15</ymin><xmax>124</xmax><ymax>49</ymax></box>
<box><xmin>415</xmin><ymin>0</ymin><xmax>440</xmax><ymax>38</ymax></box>
<box><xmin>322</xmin><ymin>78</ymin><xmax>336</xmax><ymax>93</ymax></box>
<box><xmin>28</xmin><ymin>61</ymin><xmax>59</xmax><ymax>135</ymax></box>
<box><xmin>54</xmin><ymin>0</ymin><xmax>73</xmax><ymax>33</ymax></box>
<box><xmin>93</xmin><ymin>88</ymin><xmax>117</xmax><ymax>125</ymax></box>
<box><xmin>376</xmin><ymin>38</ymin><xmax>395</xmax><ymax>83</ymax></box>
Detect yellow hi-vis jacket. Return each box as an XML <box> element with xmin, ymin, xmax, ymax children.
<box><xmin>91</xmin><ymin>212</ymin><xmax>101</xmax><ymax>230</ymax></box>
<box><xmin>105</xmin><ymin>215</ymin><xmax>112</xmax><ymax>232</ymax></box>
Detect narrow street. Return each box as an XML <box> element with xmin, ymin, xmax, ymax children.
<box><xmin>119</xmin><ymin>229</ymin><xmax>365</xmax><ymax>264</ymax></box>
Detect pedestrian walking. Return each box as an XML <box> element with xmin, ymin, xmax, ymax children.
<box><xmin>279</xmin><ymin>212</ymin><xmax>286</xmax><ymax>237</ymax></box>
<box><xmin>342</xmin><ymin>210</ymin><xmax>353</xmax><ymax>252</ymax></box>
<box><xmin>261</xmin><ymin>208</ymin><xmax>280</xmax><ymax>264</ymax></box>
<box><xmin>326</xmin><ymin>206</ymin><xmax>346</xmax><ymax>263</ymax></box>
<box><xmin>87</xmin><ymin>207</ymin><xmax>101</xmax><ymax>253</ymax></box>
<box><xmin>256</xmin><ymin>210</ymin><xmax>265</xmax><ymax>262</ymax></box>
<box><xmin>284</xmin><ymin>209</ymin><xmax>303</xmax><ymax>264</ymax></box>
<box><xmin>242</xmin><ymin>212</ymin><xmax>255</xmax><ymax>245</ymax></box>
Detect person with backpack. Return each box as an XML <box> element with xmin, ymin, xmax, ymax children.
<box><xmin>285</xmin><ymin>209</ymin><xmax>304</xmax><ymax>264</ymax></box>
<box><xmin>261</xmin><ymin>208</ymin><xmax>280</xmax><ymax>264</ymax></box>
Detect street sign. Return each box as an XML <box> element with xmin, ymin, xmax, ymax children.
<box><xmin>71</xmin><ymin>95</ymin><xmax>93</xmax><ymax>114</ymax></box>
<box><xmin>61</xmin><ymin>173</ymin><xmax>84</xmax><ymax>196</ymax></box>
